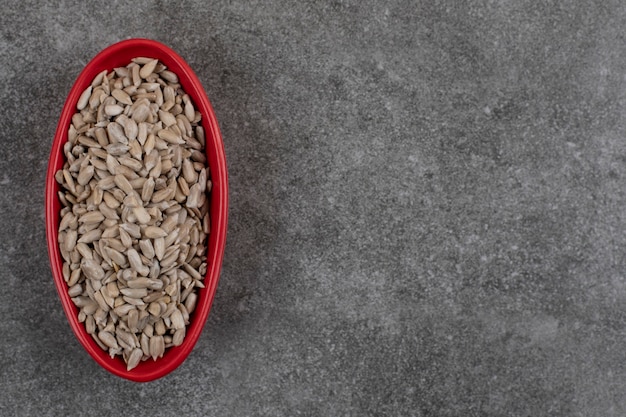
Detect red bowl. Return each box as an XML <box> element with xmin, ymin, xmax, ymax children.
<box><xmin>45</xmin><ymin>39</ymin><xmax>228</xmax><ymax>382</ymax></box>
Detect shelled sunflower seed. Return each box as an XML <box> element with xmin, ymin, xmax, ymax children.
<box><xmin>56</xmin><ymin>57</ymin><xmax>213</xmax><ymax>371</ymax></box>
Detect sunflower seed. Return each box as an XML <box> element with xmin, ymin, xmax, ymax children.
<box><xmin>120</xmin><ymin>287</ymin><xmax>149</xmax><ymax>299</ymax></box>
<box><xmin>126</xmin><ymin>348</ymin><xmax>143</xmax><ymax>371</ymax></box>
<box><xmin>157</xmin><ymin>128</ymin><xmax>184</xmax><ymax>145</ymax></box>
<box><xmin>106</xmin><ymin>143</ymin><xmax>130</xmax><ymax>156</ymax></box>
<box><xmin>112</xmin><ymin>89</ymin><xmax>133</xmax><ymax>106</ymax></box>
<box><xmin>139</xmin><ymin>59</ymin><xmax>158</xmax><ymax>79</ymax></box>
<box><xmin>149</xmin><ymin>335</ymin><xmax>165</xmax><ymax>360</ymax></box>
<box><xmin>98</xmin><ymin>331</ymin><xmax>118</xmax><ymax>349</ymax></box>
<box><xmin>79</xmin><ymin>211</ymin><xmax>104</xmax><ymax>224</ymax></box>
<box><xmin>127</xmin><ymin>248</ymin><xmax>150</xmax><ymax>276</ymax></box>
<box><xmin>77</xmin><ymin>228</ymin><xmax>102</xmax><ymax>244</ymax></box>
<box><xmin>77</xmin><ymin>86</ymin><xmax>92</xmax><ymax>110</ymax></box>
<box><xmin>144</xmin><ymin>226</ymin><xmax>167</xmax><ymax>239</ymax></box>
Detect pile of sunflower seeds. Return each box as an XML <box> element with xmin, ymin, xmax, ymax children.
<box><xmin>56</xmin><ymin>57</ymin><xmax>212</xmax><ymax>370</ymax></box>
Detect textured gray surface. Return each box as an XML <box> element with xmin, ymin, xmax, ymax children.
<box><xmin>1</xmin><ymin>0</ymin><xmax>626</xmax><ymax>415</ymax></box>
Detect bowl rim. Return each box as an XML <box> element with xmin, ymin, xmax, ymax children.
<box><xmin>45</xmin><ymin>38</ymin><xmax>228</xmax><ymax>382</ymax></box>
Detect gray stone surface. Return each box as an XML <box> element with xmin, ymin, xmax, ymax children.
<box><xmin>1</xmin><ymin>0</ymin><xmax>626</xmax><ymax>415</ymax></box>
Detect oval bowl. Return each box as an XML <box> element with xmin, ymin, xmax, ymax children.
<box><xmin>45</xmin><ymin>38</ymin><xmax>228</xmax><ymax>382</ymax></box>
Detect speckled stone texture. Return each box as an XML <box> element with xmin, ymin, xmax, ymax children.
<box><xmin>2</xmin><ymin>1</ymin><xmax>626</xmax><ymax>415</ymax></box>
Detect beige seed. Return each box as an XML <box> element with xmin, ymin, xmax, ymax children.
<box><xmin>120</xmin><ymin>328</ymin><xmax>139</xmax><ymax>348</ymax></box>
<box><xmin>81</xmin><ymin>259</ymin><xmax>105</xmax><ymax>281</ymax></box>
<box><xmin>139</xmin><ymin>239</ymin><xmax>155</xmax><ymax>259</ymax></box>
<box><xmin>113</xmin><ymin>303</ymin><xmax>135</xmax><ymax>317</ymax></box>
<box><xmin>77</xmin><ymin>86</ymin><xmax>92</xmax><ymax>110</ymax></box>
<box><xmin>106</xmin><ymin>281</ymin><xmax>120</xmax><ymax>298</ymax></box>
<box><xmin>78</xmin><ymin>210</ymin><xmax>104</xmax><ymax>224</ymax></box>
<box><xmin>185</xmin><ymin>292</ymin><xmax>197</xmax><ymax>314</ymax></box>
<box><xmin>157</xmin><ymin>128</ymin><xmax>184</xmax><ymax>145</ymax></box>
<box><xmin>154</xmin><ymin>237</ymin><xmax>165</xmax><ymax>261</ymax></box>
<box><xmin>116</xmin><ymin>165</ymin><xmax>139</xmax><ymax>180</ymax></box>
<box><xmin>160</xmin><ymin>70</ymin><xmax>178</xmax><ymax>83</ymax></box>
<box><xmin>77</xmin><ymin>165</ymin><xmax>94</xmax><ymax>186</ymax></box>
<box><xmin>158</xmin><ymin>110</ymin><xmax>176</xmax><ymax>127</ymax></box>
<box><xmin>144</xmin><ymin>226</ymin><xmax>167</xmax><ymax>239</ymax></box>
<box><xmin>120</xmin><ymin>287</ymin><xmax>149</xmax><ymax>299</ymax></box>
<box><xmin>119</xmin><ymin>227</ymin><xmax>133</xmax><ymax>248</ymax></box>
<box><xmin>97</xmin><ymin>176</ymin><xmax>117</xmax><ymax>191</ymax></box>
<box><xmin>62</xmin><ymin>262</ymin><xmax>71</xmax><ymax>282</ymax></box>
<box><xmin>140</xmin><ymin>333</ymin><xmax>151</xmax><ymax>357</ymax></box>
<box><xmin>172</xmin><ymin>328</ymin><xmax>185</xmax><ymax>346</ymax></box>
<box><xmin>149</xmin><ymin>335</ymin><xmax>165</xmax><ymax>360</ymax></box>
<box><xmin>62</xmin><ymin>169</ymin><xmax>76</xmax><ymax>194</ymax></box>
<box><xmin>144</xmin><ymin>133</ymin><xmax>156</xmax><ymax>155</ymax></box>
<box><xmin>89</xmin><ymin>70</ymin><xmax>106</xmax><ymax>89</ymax></box>
<box><xmin>71</xmin><ymin>296</ymin><xmax>94</xmax><ymax>308</ymax></box>
<box><xmin>196</xmin><ymin>126</ymin><xmax>205</xmax><ymax>146</ymax></box>
<box><xmin>133</xmin><ymin>206</ymin><xmax>151</xmax><ymax>224</ymax></box>
<box><xmin>126</xmin><ymin>348</ymin><xmax>143</xmax><ymax>371</ymax></box>
<box><xmin>170</xmin><ymin>309</ymin><xmax>185</xmax><ymax>329</ymax></box>
<box><xmin>131</xmin><ymin>63</ymin><xmax>141</xmax><ymax>86</ymax></box>
<box><xmin>120</xmin><ymin>222</ymin><xmax>141</xmax><ymax>239</ymax></box>
<box><xmin>85</xmin><ymin>315</ymin><xmax>96</xmax><ymax>334</ymax></box>
<box><xmin>77</xmin><ymin>228</ymin><xmax>102</xmax><ymax>244</ymax></box>
<box><xmin>118</xmin><ymin>156</ymin><xmax>143</xmax><ymax>172</ymax></box>
<box><xmin>141</xmin><ymin>177</ymin><xmax>155</xmax><ymax>202</ymax></box>
<box><xmin>140</xmin><ymin>82</ymin><xmax>160</xmax><ymax>92</ymax></box>
<box><xmin>126</xmin><ymin>277</ymin><xmax>163</xmax><ymax>290</ymax></box>
<box><xmin>148</xmin><ymin>301</ymin><xmax>162</xmax><ymax>316</ymax></box>
<box><xmin>123</xmin><ymin>295</ymin><xmax>145</xmax><ymax>306</ymax></box>
<box><xmin>160</xmin><ymin>214</ymin><xmax>179</xmax><ymax>235</ymax></box>
<box><xmin>68</xmin><ymin>283</ymin><xmax>83</xmax><ymax>297</ymax></box>
<box><xmin>75</xmin><ymin>242</ymin><xmax>93</xmax><ymax>260</ymax></box>
<box><xmin>106</xmin><ymin>143</ymin><xmax>130</xmax><ymax>156</ymax></box>
<box><xmin>128</xmin><ymin>139</ymin><xmax>143</xmax><ymax>160</ymax></box>
<box><xmin>98</xmin><ymin>202</ymin><xmax>119</xmax><ymax>220</ymax></box>
<box><xmin>127</xmin><ymin>307</ymin><xmax>139</xmax><ymax>332</ymax></box>
<box><xmin>107</xmin><ymin>122</ymin><xmax>128</xmax><ymax>144</ymax></box>
<box><xmin>59</xmin><ymin>212</ymin><xmax>76</xmax><ymax>232</ymax></box>
<box><xmin>132</xmin><ymin>103</ymin><xmax>150</xmax><ymax>123</ymax></box>
<box><xmin>93</xmin><ymin>290</ymin><xmax>110</xmax><ymax>312</ymax></box>
<box><xmin>186</xmin><ymin>183</ymin><xmax>202</xmax><ymax>208</ymax></box>
<box><xmin>68</xmin><ymin>268</ymin><xmax>82</xmax><ymax>287</ymax></box>
<box><xmin>94</xmin><ymin>127</ymin><xmax>109</xmax><ymax>147</ymax></box>
<box><xmin>183</xmin><ymin>263</ymin><xmax>202</xmax><ymax>281</ymax></box>
<box><xmin>104</xmin><ymin>247</ymin><xmax>127</xmax><ymax>267</ymax></box>
<box><xmin>102</xmin><ymin>192</ymin><xmax>121</xmax><ymax>209</ymax></box>
<box><xmin>137</xmin><ymin>122</ymin><xmax>148</xmax><ymax>145</ymax></box>
<box><xmin>143</xmin><ymin>149</ymin><xmax>159</xmax><ymax>172</ymax></box>
<box><xmin>98</xmin><ymin>331</ymin><xmax>118</xmax><ymax>349</ymax></box>
<box><xmin>127</xmin><ymin>248</ymin><xmax>150</xmax><ymax>276</ymax></box>
<box><xmin>113</xmin><ymin>174</ymin><xmax>134</xmax><ymax>195</ymax></box>
<box><xmin>111</xmin><ymin>88</ymin><xmax>133</xmax><ymax>106</ymax></box>
<box><xmin>150</xmin><ymin>186</ymin><xmax>173</xmax><ymax>204</ymax></box>
<box><xmin>105</xmin><ymin>104</ymin><xmax>125</xmax><ymax>117</ymax></box>
<box><xmin>106</xmin><ymin>154</ymin><xmax>120</xmax><ymax>176</ymax></box>
<box><xmin>139</xmin><ymin>59</ymin><xmax>158</xmax><ymax>79</ymax></box>
<box><xmin>184</xmin><ymin>98</ymin><xmax>195</xmax><ymax>122</ymax></box>
<box><xmin>122</xmin><ymin>118</ymin><xmax>139</xmax><ymax>141</ymax></box>
<box><xmin>92</xmin><ymin>306</ymin><xmax>107</xmax><ymax>325</ymax></box>
<box><xmin>177</xmin><ymin>177</ymin><xmax>190</xmax><ymax>197</ymax></box>
<box><xmin>91</xmin><ymin>185</ymin><xmax>104</xmax><ymax>206</ymax></box>
<box><xmin>182</xmin><ymin>159</ymin><xmax>197</xmax><ymax>184</ymax></box>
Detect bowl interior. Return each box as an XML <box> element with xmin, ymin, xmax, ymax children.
<box><xmin>45</xmin><ymin>38</ymin><xmax>227</xmax><ymax>382</ymax></box>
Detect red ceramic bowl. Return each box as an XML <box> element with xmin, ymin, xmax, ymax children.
<box><xmin>45</xmin><ymin>39</ymin><xmax>228</xmax><ymax>382</ymax></box>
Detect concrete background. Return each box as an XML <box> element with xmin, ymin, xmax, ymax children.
<box><xmin>1</xmin><ymin>1</ymin><xmax>626</xmax><ymax>415</ymax></box>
